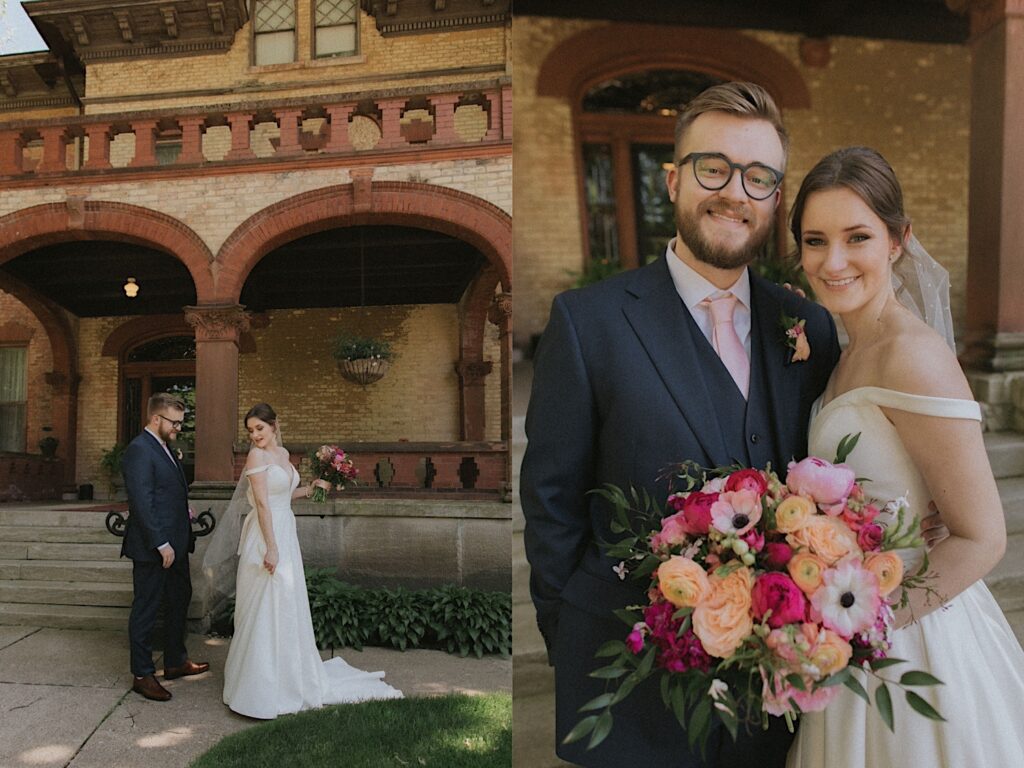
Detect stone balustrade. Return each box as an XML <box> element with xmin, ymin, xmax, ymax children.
<box><xmin>0</xmin><ymin>81</ymin><xmax>512</xmax><ymax>178</ymax></box>
<box><xmin>232</xmin><ymin>441</ymin><xmax>510</xmax><ymax>500</ymax></box>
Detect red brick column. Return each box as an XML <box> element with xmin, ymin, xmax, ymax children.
<box><xmin>960</xmin><ymin>0</ymin><xmax>1024</xmax><ymax>371</ymax></box>
<box><xmin>177</xmin><ymin>116</ymin><xmax>206</xmax><ymax>164</ymax></box>
<box><xmin>130</xmin><ymin>120</ymin><xmax>159</xmax><ymax>167</ymax></box>
<box><xmin>431</xmin><ymin>94</ymin><xmax>460</xmax><ymax>144</ymax></box>
<box><xmin>83</xmin><ymin>124</ymin><xmax>113</xmax><ymax>170</ymax></box>
<box><xmin>276</xmin><ymin>109</ymin><xmax>304</xmax><ymax>156</ymax></box>
<box><xmin>377</xmin><ymin>99</ymin><xmax>405</xmax><ymax>149</ymax></box>
<box><xmin>36</xmin><ymin>127</ymin><xmax>68</xmax><ymax>173</ymax></box>
<box><xmin>225</xmin><ymin>113</ymin><xmax>255</xmax><ymax>160</ymax></box>
<box><xmin>0</xmin><ymin>130</ymin><xmax>24</xmax><ymax>175</ymax></box>
<box><xmin>455</xmin><ymin>360</ymin><xmax>493</xmax><ymax>441</ymax></box>
<box><xmin>184</xmin><ymin>305</ymin><xmax>250</xmax><ymax>484</ymax></box>
<box><xmin>325</xmin><ymin>105</ymin><xmax>354</xmax><ymax>152</ymax></box>
<box><xmin>489</xmin><ymin>292</ymin><xmax>512</xmax><ymax>499</ymax></box>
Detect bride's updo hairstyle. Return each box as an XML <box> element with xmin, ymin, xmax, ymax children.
<box><xmin>789</xmin><ymin>146</ymin><xmax>909</xmax><ymax>253</ymax></box>
<box><xmin>244</xmin><ymin>402</ymin><xmax>277</xmax><ymax>427</ymax></box>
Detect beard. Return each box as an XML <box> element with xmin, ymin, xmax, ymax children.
<box><xmin>676</xmin><ymin>200</ymin><xmax>774</xmax><ymax>270</ymax></box>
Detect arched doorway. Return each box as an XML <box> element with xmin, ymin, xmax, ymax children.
<box><xmin>120</xmin><ymin>335</ymin><xmax>196</xmax><ymax>483</ymax></box>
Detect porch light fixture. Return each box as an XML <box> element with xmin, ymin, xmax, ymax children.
<box><xmin>123</xmin><ymin>277</ymin><xmax>139</xmax><ymax>298</ymax></box>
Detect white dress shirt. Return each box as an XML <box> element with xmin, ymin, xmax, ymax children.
<box><xmin>664</xmin><ymin>238</ymin><xmax>752</xmax><ymax>359</ymax></box>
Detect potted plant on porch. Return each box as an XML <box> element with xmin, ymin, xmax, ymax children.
<box><xmin>332</xmin><ymin>333</ymin><xmax>393</xmax><ymax>386</ymax></box>
<box><xmin>100</xmin><ymin>443</ymin><xmax>128</xmax><ymax>500</ymax></box>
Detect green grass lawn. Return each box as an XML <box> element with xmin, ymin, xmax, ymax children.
<box><xmin>190</xmin><ymin>692</ymin><xmax>511</xmax><ymax>768</ymax></box>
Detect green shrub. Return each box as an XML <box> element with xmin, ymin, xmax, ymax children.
<box><xmin>331</xmin><ymin>334</ymin><xmax>393</xmax><ymax>361</ymax></box>
<box><xmin>213</xmin><ymin>570</ymin><xmax>511</xmax><ymax>658</ymax></box>
<box><xmin>426</xmin><ymin>585</ymin><xmax>512</xmax><ymax>658</ymax></box>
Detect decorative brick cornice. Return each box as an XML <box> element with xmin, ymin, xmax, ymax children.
<box><xmin>454</xmin><ymin>359</ymin><xmax>493</xmax><ymax>385</ymax></box>
<box><xmin>487</xmin><ymin>291</ymin><xmax>511</xmax><ymax>328</ymax></box>
<box><xmin>184</xmin><ymin>304</ymin><xmax>251</xmax><ymax>343</ymax></box>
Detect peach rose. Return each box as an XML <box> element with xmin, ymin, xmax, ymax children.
<box><xmin>787</xmin><ymin>516</ymin><xmax>860</xmax><ymax>565</ymax></box>
<box><xmin>657</xmin><ymin>556</ymin><xmax>712</xmax><ymax>609</ymax></box>
<box><xmin>774</xmin><ymin>495</ymin><xmax>816</xmax><ymax>534</ymax></box>
<box><xmin>693</xmin><ymin>566</ymin><xmax>754</xmax><ymax>658</ymax></box>
<box><xmin>864</xmin><ymin>552</ymin><xmax>904</xmax><ymax>598</ymax></box>
<box><xmin>787</xmin><ymin>551</ymin><xmax>829</xmax><ymax>595</ymax></box>
<box><xmin>808</xmin><ymin>628</ymin><xmax>853</xmax><ymax>677</ymax></box>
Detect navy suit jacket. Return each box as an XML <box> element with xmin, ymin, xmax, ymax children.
<box><xmin>121</xmin><ymin>430</ymin><xmax>191</xmax><ymax>562</ymax></box>
<box><xmin>521</xmin><ymin>256</ymin><xmax>840</xmax><ymax>766</ymax></box>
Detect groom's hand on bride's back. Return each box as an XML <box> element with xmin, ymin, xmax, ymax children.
<box><xmin>922</xmin><ymin>501</ymin><xmax>949</xmax><ymax>550</ymax></box>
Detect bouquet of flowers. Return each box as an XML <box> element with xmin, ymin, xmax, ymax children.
<box><xmin>308</xmin><ymin>444</ymin><xmax>359</xmax><ymax>502</ymax></box>
<box><xmin>567</xmin><ymin>434</ymin><xmax>944</xmax><ymax>756</ymax></box>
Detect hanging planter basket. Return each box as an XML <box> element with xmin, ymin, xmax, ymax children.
<box><xmin>337</xmin><ymin>357</ymin><xmax>390</xmax><ymax>386</ymax></box>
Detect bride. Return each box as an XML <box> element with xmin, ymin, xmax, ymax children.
<box><xmin>208</xmin><ymin>402</ymin><xmax>401</xmax><ymax>719</ymax></box>
<box><xmin>785</xmin><ymin>147</ymin><xmax>1024</xmax><ymax>766</ymax></box>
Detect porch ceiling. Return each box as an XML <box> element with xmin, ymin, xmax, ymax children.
<box><xmin>0</xmin><ymin>225</ymin><xmax>487</xmax><ymax>317</ymax></box>
<box><xmin>513</xmin><ymin>0</ymin><xmax>969</xmax><ymax>45</ymax></box>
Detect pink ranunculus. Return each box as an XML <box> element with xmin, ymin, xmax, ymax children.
<box><xmin>857</xmin><ymin>522</ymin><xmax>884</xmax><ymax>552</ymax></box>
<box><xmin>751</xmin><ymin>572</ymin><xmax>808</xmax><ymax>628</ymax></box>
<box><xmin>650</xmin><ymin>512</ymin><xmax>690</xmax><ymax>551</ymax></box>
<box><xmin>786</xmin><ymin>456</ymin><xmax>856</xmax><ymax>506</ymax></box>
<box><xmin>763</xmin><ymin>541</ymin><xmax>794</xmax><ymax>570</ymax></box>
<box><xmin>725</xmin><ymin>468</ymin><xmax>769</xmax><ymax>496</ymax></box>
<box><xmin>742</xmin><ymin>529</ymin><xmax>765</xmax><ymax>553</ymax></box>
<box><xmin>680</xmin><ymin>491</ymin><xmax>718</xmax><ymax>535</ymax></box>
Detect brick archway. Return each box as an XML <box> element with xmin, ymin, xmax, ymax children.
<box><xmin>0</xmin><ymin>272</ymin><xmax>78</xmax><ymax>490</ymax></box>
<box><xmin>0</xmin><ymin>201</ymin><xmax>215</xmax><ymax>301</ymax></box>
<box><xmin>536</xmin><ymin>24</ymin><xmax>811</xmax><ymax>108</ymax></box>
<box><xmin>215</xmin><ymin>182</ymin><xmax>512</xmax><ymax>443</ymax></box>
<box><xmin>213</xmin><ymin>182</ymin><xmax>512</xmax><ymax>302</ymax></box>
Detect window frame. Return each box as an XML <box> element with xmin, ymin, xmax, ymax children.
<box><xmin>311</xmin><ymin>0</ymin><xmax>360</xmax><ymax>60</ymax></box>
<box><xmin>251</xmin><ymin>0</ymin><xmax>298</xmax><ymax>67</ymax></box>
<box><xmin>0</xmin><ymin>345</ymin><xmax>28</xmax><ymax>454</ymax></box>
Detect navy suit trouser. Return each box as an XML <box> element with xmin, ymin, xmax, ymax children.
<box><xmin>129</xmin><ymin>556</ymin><xmax>190</xmax><ymax>676</ymax></box>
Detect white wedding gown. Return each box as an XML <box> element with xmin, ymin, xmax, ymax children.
<box><xmin>223</xmin><ymin>463</ymin><xmax>402</xmax><ymax>719</ymax></box>
<box><xmin>788</xmin><ymin>387</ymin><xmax>1024</xmax><ymax>767</ymax></box>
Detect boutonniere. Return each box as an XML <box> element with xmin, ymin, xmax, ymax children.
<box><xmin>781</xmin><ymin>313</ymin><xmax>811</xmax><ymax>362</ymax></box>
<box><xmin>175</xmin><ymin>448</ymin><xmax>184</xmax><ymax>461</ymax></box>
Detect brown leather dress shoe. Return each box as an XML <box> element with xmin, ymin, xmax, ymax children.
<box><xmin>163</xmin><ymin>659</ymin><xmax>210</xmax><ymax>680</ymax></box>
<box><xmin>133</xmin><ymin>674</ymin><xmax>172</xmax><ymax>701</ymax></box>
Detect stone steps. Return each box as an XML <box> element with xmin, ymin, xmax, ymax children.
<box><xmin>0</xmin><ymin>525</ymin><xmax>113</xmax><ymax>544</ymax></box>
<box><xmin>0</xmin><ymin>541</ymin><xmax>123</xmax><ymax>561</ymax></box>
<box><xmin>0</xmin><ymin>601</ymin><xmax>129</xmax><ymax>631</ymax></box>
<box><xmin>0</xmin><ymin>508</ymin><xmax>112</xmax><ymax>528</ymax></box>
<box><xmin>984</xmin><ymin>432</ymin><xmax>1024</xmax><ymax>480</ymax></box>
<box><xmin>0</xmin><ymin>558</ymin><xmax>132</xmax><ymax>583</ymax></box>
<box><xmin>0</xmin><ymin>579</ymin><xmax>134</xmax><ymax>607</ymax></box>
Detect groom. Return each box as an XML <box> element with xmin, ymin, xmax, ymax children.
<box><xmin>122</xmin><ymin>392</ymin><xmax>209</xmax><ymax>701</ymax></box>
<box><xmin>521</xmin><ymin>82</ymin><xmax>841</xmax><ymax>766</ymax></box>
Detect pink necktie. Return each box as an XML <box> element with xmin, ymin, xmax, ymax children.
<box><xmin>701</xmin><ymin>292</ymin><xmax>749</xmax><ymax>399</ymax></box>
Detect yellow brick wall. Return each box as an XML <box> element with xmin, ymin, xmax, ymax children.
<box><xmin>512</xmin><ymin>17</ymin><xmax>971</xmax><ymax>346</ymax></box>
<box><xmin>75</xmin><ymin>316</ymin><xmax>123</xmax><ymax>489</ymax></box>
<box><xmin>83</xmin><ymin>9</ymin><xmax>508</xmax><ymax>114</ymax></box>
<box><xmin>0</xmin><ymin>291</ymin><xmax>55</xmax><ymax>454</ymax></box>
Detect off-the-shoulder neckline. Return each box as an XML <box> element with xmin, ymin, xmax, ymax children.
<box><xmin>817</xmin><ymin>385</ymin><xmax>978</xmax><ymax>416</ymax></box>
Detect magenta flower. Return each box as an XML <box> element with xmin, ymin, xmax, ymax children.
<box><xmin>626</xmin><ymin>623</ymin><xmax>646</xmax><ymax>654</ymax></box>
<box><xmin>751</xmin><ymin>572</ymin><xmax>808</xmax><ymax>628</ymax></box>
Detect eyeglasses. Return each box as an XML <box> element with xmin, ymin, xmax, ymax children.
<box><xmin>676</xmin><ymin>152</ymin><xmax>784</xmax><ymax>200</ymax></box>
<box><xmin>157</xmin><ymin>414</ymin><xmax>184</xmax><ymax>430</ymax></box>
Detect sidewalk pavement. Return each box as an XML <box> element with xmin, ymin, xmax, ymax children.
<box><xmin>0</xmin><ymin>625</ymin><xmax>511</xmax><ymax>768</ymax></box>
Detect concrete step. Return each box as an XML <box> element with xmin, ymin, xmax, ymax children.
<box><xmin>999</xmin><ymin>476</ymin><xmax>1024</xmax><ymax>534</ymax></box>
<box><xmin>0</xmin><ymin>559</ymin><xmax>132</xmax><ymax>583</ymax></box>
<box><xmin>0</xmin><ymin>579</ymin><xmax>134</xmax><ymax>607</ymax></box>
<box><xmin>0</xmin><ymin>525</ymin><xmax>113</xmax><ymax>544</ymax></box>
<box><xmin>0</xmin><ymin>601</ymin><xmax>129</xmax><ymax>631</ymax></box>
<box><xmin>985</xmin><ymin>432</ymin><xmax>1024</xmax><ymax>480</ymax></box>
<box><xmin>0</xmin><ymin>508</ymin><xmax>112</xmax><ymax>528</ymax></box>
<box><xmin>0</xmin><ymin>541</ymin><xmax>123</xmax><ymax>561</ymax></box>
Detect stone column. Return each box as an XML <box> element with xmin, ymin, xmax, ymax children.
<box><xmin>488</xmin><ymin>292</ymin><xmax>513</xmax><ymax>500</ymax></box>
<box><xmin>953</xmin><ymin>0</ymin><xmax>1024</xmax><ymax>428</ymax></box>
<box><xmin>184</xmin><ymin>304</ymin><xmax>250</xmax><ymax>492</ymax></box>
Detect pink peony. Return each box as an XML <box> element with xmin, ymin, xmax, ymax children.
<box><xmin>725</xmin><ymin>469</ymin><xmax>769</xmax><ymax>496</ymax></box>
<box><xmin>763</xmin><ymin>541</ymin><xmax>794</xmax><ymax>570</ymax></box>
<box><xmin>710</xmin><ymin>490</ymin><xmax>762</xmax><ymax>535</ymax></box>
<box><xmin>786</xmin><ymin>456</ymin><xmax>856</xmax><ymax>506</ymax></box>
<box><xmin>751</xmin><ymin>572</ymin><xmax>808</xmax><ymax>628</ymax></box>
<box><xmin>857</xmin><ymin>522</ymin><xmax>884</xmax><ymax>552</ymax></box>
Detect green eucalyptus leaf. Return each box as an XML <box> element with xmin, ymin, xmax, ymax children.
<box><xmin>906</xmin><ymin>691</ymin><xmax>946</xmax><ymax>721</ymax></box>
<box><xmin>899</xmin><ymin>671</ymin><xmax>943</xmax><ymax>687</ymax></box>
<box><xmin>588</xmin><ymin>710</ymin><xmax>613</xmax><ymax>750</ymax></box>
<box><xmin>875</xmin><ymin>682</ymin><xmax>894</xmax><ymax>732</ymax></box>
<box><xmin>562</xmin><ymin>715</ymin><xmax>597</xmax><ymax>745</ymax></box>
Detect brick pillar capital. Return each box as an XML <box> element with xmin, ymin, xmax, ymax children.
<box><xmin>488</xmin><ymin>292</ymin><xmax>512</xmax><ymax>330</ymax></box>
<box><xmin>455</xmin><ymin>359</ymin><xmax>493</xmax><ymax>385</ymax></box>
<box><xmin>184</xmin><ymin>304</ymin><xmax>251</xmax><ymax>343</ymax></box>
